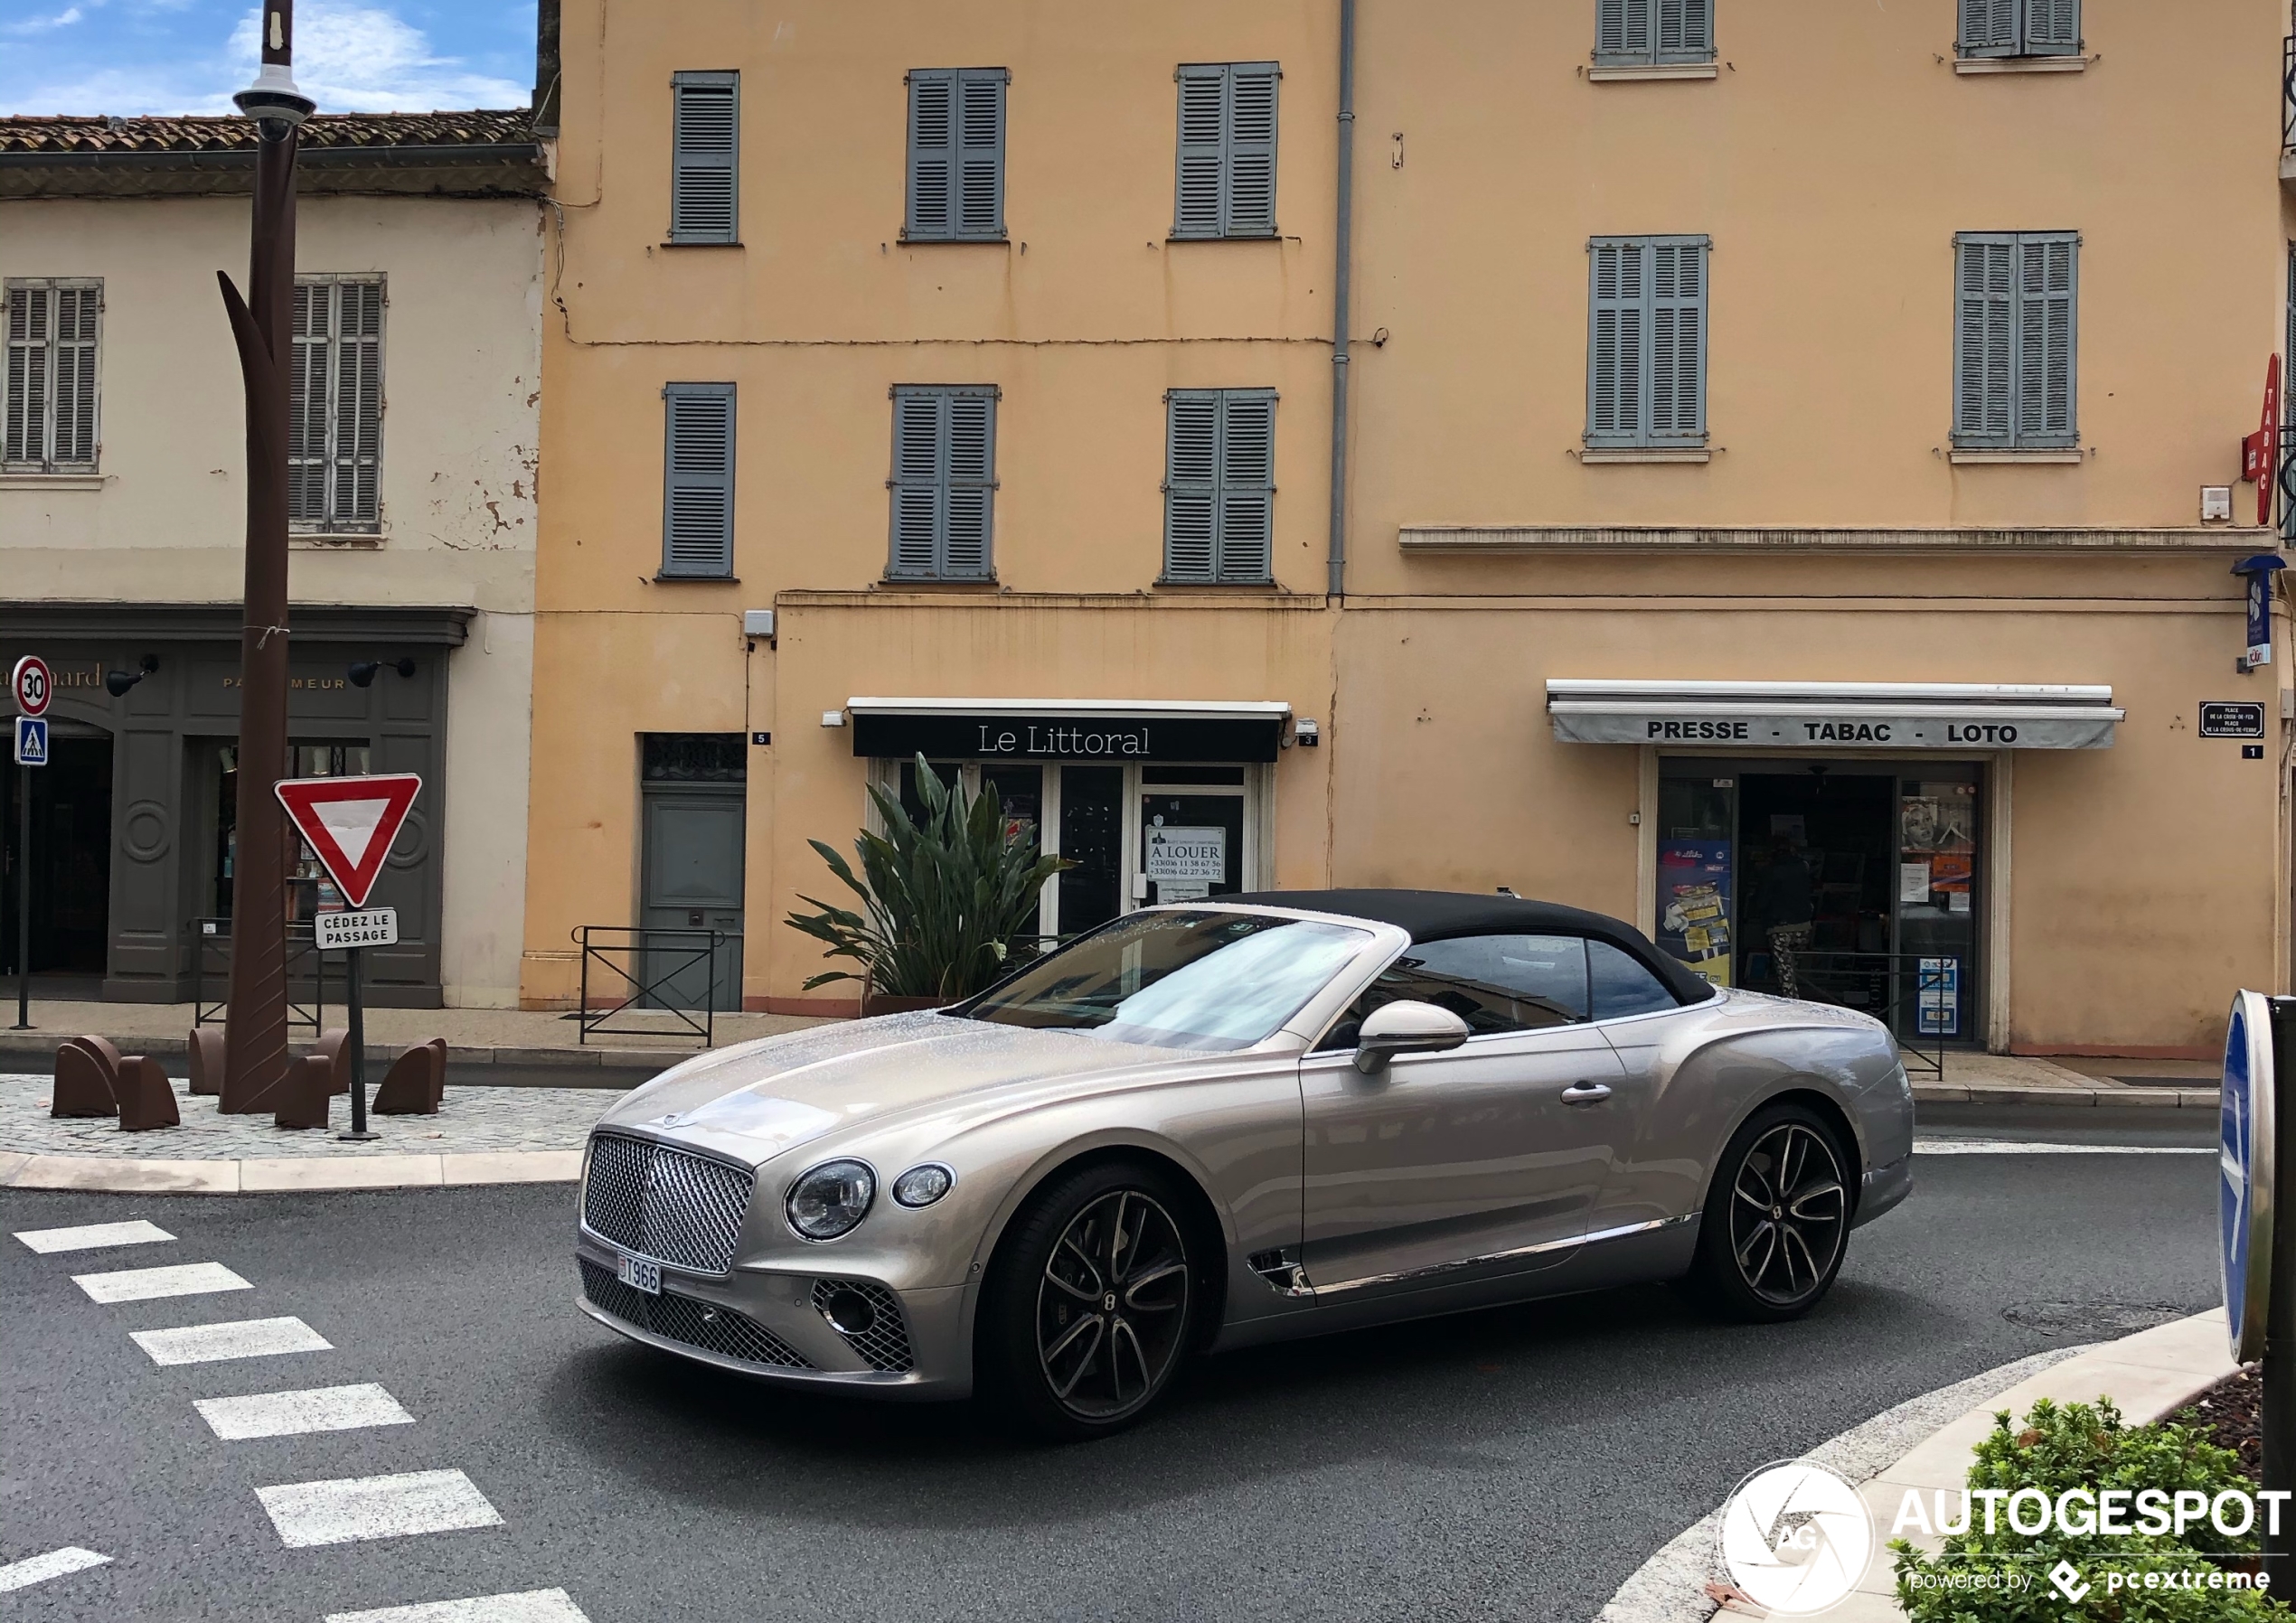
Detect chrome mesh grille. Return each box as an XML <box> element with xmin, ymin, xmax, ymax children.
<box><xmin>582</xmin><ymin>1132</ymin><xmax>753</xmax><ymax>1274</ymax></box>
<box><xmin>580</xmin><ymin>1260</ymin><xmax>813</xmax><ymax>1370</ymax></box>
<box><xmin>811</xmin><ymin>1277</ymin><xmax>915</xmax><ymax>1373</ymax></box>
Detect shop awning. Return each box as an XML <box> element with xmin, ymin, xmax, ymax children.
<box><xmin>1545</xmin><ymin>680</ymin><xmax>2122</xmax><ymax>749</ymax></box>
<box><xmin>844</xmin><ymin>697</ymin><xmax>1292</xmax><ymax>763</ymax></box>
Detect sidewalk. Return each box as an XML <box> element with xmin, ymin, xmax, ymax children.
<box><xmin>1913</xmin><ymin>1051</ymin><xmax>2220</xmax><ymax>1110</ymax></box>
<box><xmin>0</xmin><ymin>999</ymin><xmax>831</xmax><ymax>1077</ymax></box>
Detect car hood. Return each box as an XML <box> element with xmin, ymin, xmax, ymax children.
<box><xmin>592</xmin><ymin>1011</ymin><xmax>1181</xmax><ymax>1168</ymax></box>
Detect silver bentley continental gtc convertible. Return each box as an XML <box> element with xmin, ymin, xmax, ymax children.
<box><xmin>575</xmin><ymin>891</ymin><xmax>1915</xmax><ymax>1439</ymax></box>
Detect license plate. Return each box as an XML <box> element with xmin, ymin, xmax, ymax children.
<box><xmin>616</xmin><ymin>1252</ymin><xmax>661</xmax><ymax>1295</ymax></box>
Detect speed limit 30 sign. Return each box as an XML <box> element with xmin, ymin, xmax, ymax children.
<box><xmin>11</xmin><ymin>656</ymin><xmax>51</xmax><ymax>719</ymax></box>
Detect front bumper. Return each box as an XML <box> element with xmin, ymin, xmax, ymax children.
<box><xmin>574</xmin><ymin>1231</ymin><xmax>972</xmax><ymax>1400</ymax></box>
<box><xmin>1854</xmin><ymin>1152</ymin><xmax>1913</xmax><ymax>1229</ymax></box>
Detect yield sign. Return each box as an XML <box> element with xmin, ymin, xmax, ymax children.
<box><xmin>273</xmin><ymin>774</ymin><xmax>421</xmax><ymax>910</ymax></box>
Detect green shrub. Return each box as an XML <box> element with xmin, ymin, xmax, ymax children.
<box><xmin>1893</xmin><ymin>1396</ymin><xmax>2285</xmax><ymax>1621</ymax></box>
<box><xmin>785</xmin><ymin>754</ymin><xmax>1068</xmax><ymax>1000</ymax></box>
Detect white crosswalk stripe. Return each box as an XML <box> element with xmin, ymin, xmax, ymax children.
<box><xmin>14</xmin><ymin>1219</ymin><xmax>174</xmax><ymax>1254</ymax></box>
<box><xmin>325</xmin><ymin>1590</ymin><xmax>592</xmax><ymax>1622</ymax></box>
<box><xmin>256</xmin><ymin>1469</ymin><xmax>503</xmax><ymax>1548</ymax></box>
<box><xmin>0</xmin><ymin>1546</ymin><xmax>112</xmax><ymax>1594</ymax></box>
<box><xmin>196</xmin><ymin>1384</ymin><xmax>414</xmax><ymax>1441</ymax></box>
<box><xmin>72</xmin><ymin>1261</ymin><xmax>251</xmax><ymax>1303</ymax></box>
<box><xmin>1914</xmin><ymin>1139</ymin><xmax>2215</xmax><ymax>1156</ymax></box>
<box><xmin>132</xmin><ymin>1316</ymin><xmax>334</xmax><ymax>1366</ymax></box>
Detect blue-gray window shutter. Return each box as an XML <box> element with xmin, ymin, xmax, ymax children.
<box><xmin>1656</xmin><ymin>0</ymin><xmax>1715</xmax><ymax>64</ymax></box>
<box><xmin>1595</xmin><ymin>0</ymin><xmax>1652</xmax><ymax>63</ymax></box>
<box><xmin>1953</xmin><ymin>236</ymin><xmax>2016</xmax><ymax>445</ymax></box>
<box><xmin>1163</xmin><ymin>390</ymin><xmax>1219</xmax><ymax>580</ymax></box>
<box><xmin>1217</xmin><ymin>390</ymin><xmax>1275</xmax><ymax>581</ymax></box>
<box><xmin>2017</xmin><ymin>233</ymin><xmax>2077</xmax><ymax>446</ymax></box>
<box><xmin>661</xmin><ymin>382</ymin><xmax>735</xmax><ymax>577</ymax></box>
<box><xmin>1173</xmin><ymin>65</ymin><xmax>1227</xmax><ymax>238</ymax></box>
<box><xmin>1586</xmin><ymin>239</ymin><xmax>1646</xmax><ymax>446</ymax></box>
<box><xmin>1225</xmin><ymin>63</ymin><xmax>1279</xmax><ymax>237</ymax></box>
<box><xmin>908</xmin><ymin>69</ymin><xmax>1007</xmax><ymax>240</ymax></box>
<box><xmin>669</xmin><ymin>72</ymin><xmax>739</xmax><ymax>244</ymax></box>
<box><xmin>1959</xmin><ymin>0</ymin><xmax>2018</xmax><ymax>55</ymax></box>
<box><xmin>1648</xmin><ymin>239</ymin><xmax>1706</xmax><ymax>440</ymax></box>
<box><xmin>889</xmin><ymin>385</ymin><xmax>997</xmax><ymax>579</ymax></box>
<box><xmin>2020</xmin><ymin>0</ymin><xmax>2080</xmax><ymax>55</ymax></box>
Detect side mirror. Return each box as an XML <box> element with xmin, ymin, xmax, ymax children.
<box><xmin>1351</xmin><ymin>999</ymin><xmax>1472</xmax><ymax>1074</ymax></box>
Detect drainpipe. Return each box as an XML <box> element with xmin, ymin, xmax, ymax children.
<box><xmin>1326</xmin><ymin>0</ymin><xmax>1357</xmax><ymax>600</ymax></box>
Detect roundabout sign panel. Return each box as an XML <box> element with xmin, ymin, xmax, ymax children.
<box><xmin>2224</xmin><ymin>990</ymin><xmax>2280</xmax><ymax>1364</ymax></box>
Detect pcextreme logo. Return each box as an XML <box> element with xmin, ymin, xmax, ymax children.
<box><xmin>1717</xmin><ymin>1461</ymin><xmax>1875</xmax><ymax>1615</ymax></box>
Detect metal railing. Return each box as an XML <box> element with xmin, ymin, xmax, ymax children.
<box><xmin>1783</xmin><ymin>950</ymin><xmax>1962</xmax><ymax>1079</ymax></box>
<box><xmin>188</xmin><ymin>915</ymin><xmax>329</xmax><ymax>1035</ymax></box>
<box><xmin>2284</xmin><ymin>35</ymin><xmax>2294</xmax><ymax>153</ymax></box>
<box><xmin>574</xmin><ymin>925</ymin><xmax>729</xmax><ymax>1047</ymax></box>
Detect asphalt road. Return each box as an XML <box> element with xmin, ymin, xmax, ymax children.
<box><xmin>0</xmin><ymin>1108</ymin><xmax>2221</xmax><ymax>1622</ymax></box>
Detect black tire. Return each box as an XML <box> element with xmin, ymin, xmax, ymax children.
<box><xmin>975</xmin><ymin>1159</ymin><xmax>1203</xmax><ymax>1442</ymax></box>
<box><xmin>1685</xmin><ymin>1101</ymin><xmax>1855</xmax><ymax>1323</ymax></box>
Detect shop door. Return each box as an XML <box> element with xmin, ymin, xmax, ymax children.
<box><xmin>1055</xmin><ymin>765</ymin><xmax>1124</xmax><ymax>935</ymax></box>
<box><xmin>0</xmin><ymin>732</ymin><xmax>114</xmax><ymax>980</ymax></box>
<box><xmin>1139</xmin><ymin>769</ymin><xmax>1247</xmax><ymax>908</ymax></box>
<box><xmin>637</xmin><ymin>736</ymin><xmax>747</xmax><ymax>1012</ymax></box>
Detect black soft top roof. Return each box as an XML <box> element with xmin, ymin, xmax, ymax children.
<box><xmin>1224</xmin><ymin>887</ymin><xmax>1717</xmax><ymax>1007</ymax></box>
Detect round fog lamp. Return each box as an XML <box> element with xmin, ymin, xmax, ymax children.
<box><xmin>819</xmin><ymin>1287</ymin><xmax>878</xmax><ymax>1337</ymax></box>
<box><xmin>786</xmin><ymin>1159</ymin><xmax>876</xmax><ymax>1241</ymax></box>
<box><xmin>891</xmin><ymin>1163</ymin><xmax>955</xmax><ymax>1208</ymax></box>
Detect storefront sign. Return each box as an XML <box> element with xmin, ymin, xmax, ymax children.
<box><xmin>1553</xmin><ymin>713</ymin><xmax>2116</xmax><ymax>749</ymax></box>
<box><xmin>852</xmin><ymin>711</ymin><xmax>1283</xmax><ymax>764</ymax></box>
<box><xmin>1547</xmin><ymin>680</ymin><xmax>2124</xmax><ymax>750</ymax></box>
<box><xmin>2200</xmin><ymin>701</ymin><xmax>2267</xmax><ymax>739</ymax></box>
<box><xmin>2235</xmin><ymin>554</ymin><xmax>2286</xmax><ymax>669</ymax></box>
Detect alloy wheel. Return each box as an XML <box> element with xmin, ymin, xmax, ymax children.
<box><xmin>1727</xmin><ymin>1122</ymin><xmax>1848</xmax><ymax>1308</ymax></box>
<box><xmin>1035</xmin><ymin>1188</ymin><xmax>1191</xmax><ymax>1421</ymax></box>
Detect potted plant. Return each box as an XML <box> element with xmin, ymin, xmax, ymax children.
<box><xmin>786</xmin><ymin>754</ymin><xmax>1068</xmax><ymax>1014</ymax></box>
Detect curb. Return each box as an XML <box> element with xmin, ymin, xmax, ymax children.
<box><xmin>0</xmin><ymin>1148</ymin><xmax>580</xmax><ymax>1195</ymax></box>
<box><xmin>1911</xmin><ymin>1084</ymin><xmax>2219</xmax><ymax>1110</ymax></box>
<box><xmin>1598</xmin><ymin>1309</ymin><xmax>2239</xmax><ymax>1623</ymax></box>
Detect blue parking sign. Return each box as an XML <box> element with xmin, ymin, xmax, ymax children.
<box><xmin>2223</xmin><ymin>990</ymin><xmax>2278</xmax><ymax>1362</ymax></box>
<box><xmin>12</xmin><ymin>716</ymin><xmax>46</xmax><ymax>766</ymax></box>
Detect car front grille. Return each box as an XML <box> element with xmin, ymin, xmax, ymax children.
<box><xmin>579</xmin><ymin>1259</ymin><xmax>814</xmax><ymax>1370</ymax></box>
<box><xmin>582</xmin><ymin>1131</ymin><xmax>753</xmax><ymax>1274</ymax></box>
<box><xmin>811</xmin><ymin>1277</ymin><xmax>915</xmax><ymax>1373</ymax></box>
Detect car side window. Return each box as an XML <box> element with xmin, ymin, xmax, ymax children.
<box><xmin>1588</xmin><ymin>939</ymin><xmax>1681</xmax><ymax>1020</ymax></box>
<box><xmin>1314</xmin><ymin>933</ymin><xmax>1590</xmax><ymax>1050</ymax></box>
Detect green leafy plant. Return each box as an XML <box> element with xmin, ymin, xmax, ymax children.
<box><xmin>1893</xmin><ymin>1396</ymin><xmax>2286</xmax><ymax>1621</ymax></box>
<box><xmin>786</xmin><ymin>755</ymin><xmax>1069</xmax><ymax>1001</ymax></box>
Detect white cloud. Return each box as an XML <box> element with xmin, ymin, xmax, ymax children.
<box><xmin>4</xmin><ymin>6</ymin><xmax>87</xmax><ymax>36</ymax></box>
<box><xmin>225</xmin><ymin>0</ymin><xmax>526</xmax><ymax>112</ymax></box>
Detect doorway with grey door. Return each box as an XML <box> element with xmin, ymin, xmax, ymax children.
<box><xmin>639</xmin><ymin>734</ymin><xmax>745</xmax><ymax>1011</ymax></box>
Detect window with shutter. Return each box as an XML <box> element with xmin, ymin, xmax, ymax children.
<box><xmin>906</xmin><ymin>69</ymin><xmax>1008</xmax><ymax>240</ymax></box>
<box><xmin>3</xmin><ymin>279</ymin><xmax>101</xmax><ymax>474</ymax></box>
<box><xmin>1958</xmin><ymin>0</ymin><xmax>2078</xmax><ymax>57</ymax></box>
<box><xmin>1585</xmin><ymin>237</ymin><xmax>1708</xmax><ymax>449</ymax></box>
<box><xmin>287</xmin><ymin>276</ymin><xmax>387</xmax><ymax>532</ymax></box>
<box><xmin>1172</xmin><ymin>63</ymin><xmax>1280</xmax><ymax>239</ymax></box>
<box><xmin>1952</xmin><ymin>231</ymin><xmax>2076</xmax><ymax>449</ymax></box>
<box><xmin>887</xmin><ymin>385</ymin><xmax>998</xmax><ymax>580</ymax></box>
<box><xmin>1595</xmin><ymin>0</ymin><xmax>1714</xmax><ymax>65</ymax></box>
<box><xmin>661</xmin><ymin>382</ymin><xmax>736</xmax><ymax>577</ymax></box>
<box><xmin>1162</xmin><ymin>389</ymin><xmax>1275</xmax><ymax>584</ymax></box>
<box><xmin>669</xmin><ymin>71</ymin><xmax>739</xmax><ymax>245</ymax></box>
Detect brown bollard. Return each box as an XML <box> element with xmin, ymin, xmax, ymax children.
<box><xmin>187</xmin><ymin>1028</ymin><xmax>227</xmax><ymax>1096</ymax></box>
<box><xmin>373</xmin><ymin>1037</ymin><xmax>447</xmax><ymax>1115</ymax></box>
<box><xmin>115</xmin><ymin>1056</ymin><xmax>181</xmax><ymax>1131</ymax></box>
<box><xmin>52</xmin><ymin>1036</ymin><xmax>122</xmax><ymax>1118</ymax></box>
<box><xmin>314</xmin><ymin>1027</ymin><xmax>351</xmax><ymax>1097</ymax></box>
<box><xmin>271</xmin><ymin>1055</ymin><xmax>334</xmax><ymax>1130</ymax></box>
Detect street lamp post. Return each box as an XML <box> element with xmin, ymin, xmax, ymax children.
<box><xmin>214</xmin><ymin>5</ymin><xmax>315</xmax><ymax>1113</ymax></box>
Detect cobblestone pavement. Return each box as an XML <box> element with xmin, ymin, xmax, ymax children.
<box><xmin>0</xmin><ymin>1074</ymin><xmax>626</xmax><ymax>1159</ymax></box>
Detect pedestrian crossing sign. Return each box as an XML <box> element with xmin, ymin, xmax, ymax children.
<box><xmin>13</xmin><ymin>716</ymin><xmax>47</xmax><ymax>767</ymax></box>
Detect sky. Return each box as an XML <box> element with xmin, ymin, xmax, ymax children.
<box><xmin>0</xmin><ymin>0</ymin><xmax>536</xmax><ymax>117</ymax></box>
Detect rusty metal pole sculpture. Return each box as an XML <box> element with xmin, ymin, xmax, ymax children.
<box><xmin>214</xmin><ymin>5</ymin><xmax>313</xmax><ymax>1113</ymax></box>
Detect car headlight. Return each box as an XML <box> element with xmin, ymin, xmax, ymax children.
<box><xmin>891</xmin><ymin>1163</ymin><xmax>955</xmax><ymax>1208</ymax></box>
<box><xmin>786</xmin><ymin>1159</ymin><xmax>876</xmax><ymax>1241</ymax></box>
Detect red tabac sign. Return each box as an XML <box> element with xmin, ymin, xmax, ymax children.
<box><xmin>273</xmin><ymin>774</ymin><xmax>421</xmax><ymax>910</ymax></box>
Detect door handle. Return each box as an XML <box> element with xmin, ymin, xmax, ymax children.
<box><xmin>1559</xmin><ymin>1082</ymin><xmax>1613</xmax><ymax>1105</ymax></box>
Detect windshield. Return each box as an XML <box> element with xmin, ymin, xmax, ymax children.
<box><xmin>961</xmin><ymin>910</ymin><xmax>1373</xmax><ymax>1052</ymax></box>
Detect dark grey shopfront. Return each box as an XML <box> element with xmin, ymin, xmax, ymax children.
<box><xmin>0</xmin><ymin>604</ymin><xmax>466</xmax><ymax>1006</ymax></box>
